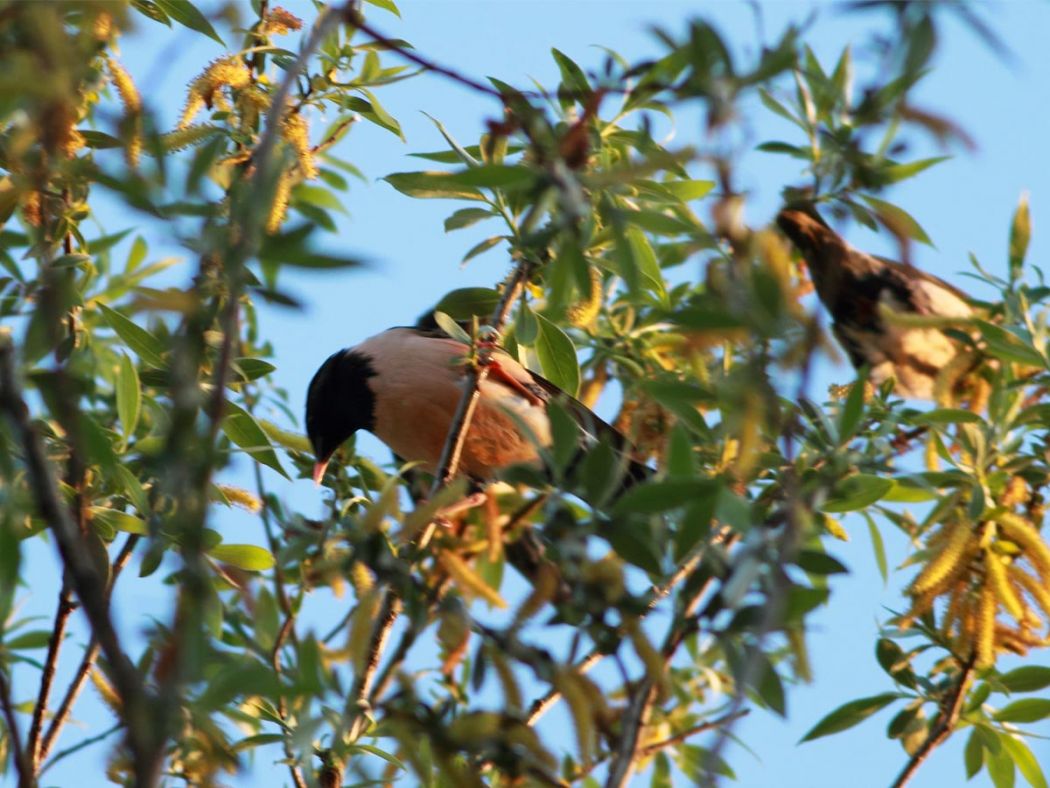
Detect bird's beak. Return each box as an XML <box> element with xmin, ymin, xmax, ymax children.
<box><xmin>312</xmin><ymin>460</ymin><xmax>329</xmax><ymax>487</ymax></box>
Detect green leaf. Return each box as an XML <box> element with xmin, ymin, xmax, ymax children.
<box><xmin>859</xmin><ymin>195</ymin><xmax>933</xmax><ymax>247</ymax></box>
<box><xmin>90</xmin><ymin>507</ymin><xmax>149</xmax><ymax>536</ymax></box>
<box><xmin>1000</xmin><ymin>734</ymin><xmax>1047</xmax><ymax>788</ymax></box>
<box><xmin>292</xmin><ymin>184</ymin><xmax>348</xmax><ymax>215</ymax></box>
<box><xmin>551</xmin><ymin>48</ymin><xmax>592</xmax><ymax>100</ymax></box>
<box><xmin>796</xmin><ymin>550</ymin><xmax>848</xmax><ymax>576</ymax></box>
<box><xmin>363</xmin><ymin>0</ymin><xmax>401</xmax><ymax>16</ymax></box>
<box><xmin>623</xmin><ymin>227</ymin><xmax>666</xmax><ymax>299</ymax></box>
<box><xmin>448</xmin><ymin>164</ymin><xmax>534</xmax><ymax>189</ymax></box>
<box><xmin>98</xmin><ymin>304</ymin><xmax>165</xmax><ymax>368</ymax></box>
<box><xmin>999</xmin><ymin>666</ymin><xmax>1050</xmax><ymax>694</ymax></box>
<box><xmin>612</xmin><ymin>479</ymin><xmax>720</xmax><ymax>516</ymax></box>
<box><xmin>6</xmin><ymin>630</ymin><xmax>52</xmax><ymax>650</ymax></box>
<box><xmin>800</xmin><ymin>693</ymin><xmax>901</xmax><ymax>742</ymax></box>
<box><xmin>208</xmin><ymin>544</ymin><xmax>275</xmax><ymax>571</ymax></box>
<box><xmin>344</xmin><ymin>94</ymin><xmax>404</xmax><ymax>140</ymax></box>
<box><xmin>444</xmin><ymin>207</ymin><xmax>494</xmax><ymax>232</ymax></box>
<box><xmin>383</xmin><ymin>171</ymin><xmax>486</xmax><ymax>201</ymax></box>
<box><xmin>976</xmin><ymin>321</ymin><xmax>1045</xmax><ymax>368</ymax></box>
<box><xmin>837</xmin><ymin>376</ymin><xmax>867</xmax><ymax>442</ymax></box>
<box><xmin>965</xmin><ymin>729</ymin><xmax>984</xmax><ymax>779</ymax></box>
<box><xmin>882</xmin><ymin>156</ymin><xmax>950</xmax><ymax>184</ymax></box>
<box><xmin>534</xmin><ymin>314</ymin><xmax>579</xmax><ymax>396</ymax></box>
<box><xmin>988</xmin><ymin>742</ymin><xmax>1017</xmax><ymax>788</ymax></box>
<box><xmin>662</xmin><ymin>180</ymin><xmax>716</xmax><ymax>202</ymax></box>
<box><xmin>434</xmin><ymin>288</ymin><xmax>500</xmax><ymax>320</ymax></box>
<box><xmin>233</xmin><ymin>358</ymin><xmax>276</xmax><ymax>382</ymax></box>
<box><xmin>116</xmin><ymin>353</ymin><xmax>141</xmax><ymax>440</ymax></box>
<box><xmin>822</xmin><ymin>474</ymin><xmax>894</xmax><ymax>513</ymax></box>
<box><xmin>462</xmin><ymin>235</ymin><xmax>503</xmax><ymax>263</ymax></box>
<box><xmin>222</xmin><ymin>401</ymin><xmax>289</xmax><ymax>479</ymax></box>
<box><xmin>153</xmin><ymin>0</ymin><xmax>224</xmax><ymax>44</ymax></box>
<box><xmin>994</xmin><ymin>699</ymin><xmax>1050</xmax><ymax>723</ymax></box>
<box><xmin>906</xmin><ymin>408</ymin><xmax>984</xmax><ymax>426</ymax></box>
<box><xmin>433</xmin><ymin>311</ymin><xmax>471</xmax><ymax>344</ymax></box>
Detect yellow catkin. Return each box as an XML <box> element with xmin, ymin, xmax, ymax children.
<box><xmin>178</xmin><ymin>92</ymin><xmax>206</xmax><ymax>130</ymax></box>
<box><xmin>261</xmin><ymin>6</ymin><xmax>303</xmax><ymax>35</ymax></box>
<box><xmin>567</xmin><ymin>265</ymin><xmax>603</xmax><ymax>328</ymax></box>
<box><xmin>975</xmin><ymin>580</ymin><xmax>997</xmax><ymax>668</ymax></box>
<box><xmin>236</xmin><ymin>86</ymin><xmax>269</xmax><ymax>132</ymax></box>
<box><xmin>996</xmin><ymin>512</ymin><xmax>1050</xmax><ymax>578</ymax></box>
<box><xmin>986</xmin><ymin>552</ymin><xmax>1025</xmax><ymax>622</ymax></box>
<box><xmin>1001</xmin><ymin>477</ymin><xmax>1029</xmax><ymax>508</ymax></box>
<box><xmin>941</xmin><ymin>580</ymin><xmax>968</xmax><ymax>639</ymax></box>
<box><xmin>1013</xmin><ymin>568</ymin><xmax>1050</xmax><ymax>628</ymax></box>
<box><xmin>180</xmin><ymin>58</ymin><xmax>251</xmax><ymax>128</ymax></box>
<box><xmin>348</xmin><ymin>561</ymin><xmax>374</xmax><ymax>596</ymax></box>
<box><xmin>93</xmin><ymin>11</ymin><xmax>113</xmax><ymax>41</ymax></box>
<box><xmin>281</xmin><ymin>113</ymin><xmax>317</xmax><ymax>179</ymax></box>
<box><xmin>90</xmin><ymin>667</ymin><xmax>122</xmax><ymax>713</ymax></box>
<box><xmin>107</xmin><ymin>57</ymin><xmax>142</xmax><ymax>166</ymax></box>
<box><xmin>554</xmin><ymin>668</ymin><xmax>596</xmax><ymax>764</ymax></box>
<box><xmin>437</xmin><ymin>550</ymin><xmax>507</xmax><ymax>609</ymax></box>
<box><xmin>910</xmin><ymin>521</ymin><xmax>973</xmax><ymax>595</ymax></box>
<box><xmin>968</xmin><ymin>376</ymin><xmax>991</xmax><ymax>415</ymax></box>
<box><xmin>925</xmin><ymin>434</ymin><xmax>939</xmax><ymax>471</ymax></box>
<box><xmin>215</xmin><ymin>484</ymin><xmax>262</xmax><ymax>513</ymax></box>
<box><xmin>932</xmin><ymin>350</ymin><xmax>978</xmax><ymax>408</ymax></box>
<box><xmin>266</xmin><ymin>169</ymin><xmax>295</xmax><ymax>234</ymax></box>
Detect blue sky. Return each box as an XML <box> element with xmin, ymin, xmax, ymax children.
<box><xmin>12</xmin><ymin>2</ymin><xmax>1050</xmax><ymax>786</ymax></box>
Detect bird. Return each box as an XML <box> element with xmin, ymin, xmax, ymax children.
<box><xmin>776</xmin><ymin>207</ymin><xmax>977</xmax><ymax>400</ymax></box>
<box><xmin>305</xmin><ymin>326</ymin><xmax>650</xmax><ymax>497</ymax></box>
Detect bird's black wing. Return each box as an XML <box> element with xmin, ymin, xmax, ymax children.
<box><xmin>524</xmin><ymin>368</ymin><xmax>652</xmax><ymax>489</ymax></box>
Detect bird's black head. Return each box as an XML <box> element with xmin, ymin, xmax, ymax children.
<box><xmin>305</xmin><ymin>349</ymin><xmax>377</xmax><ymax>480</ymax></box>
<box><xmin>775</xmin><ymin>205</ymin><xmax>830</xmax><ymax>255</ymax></box>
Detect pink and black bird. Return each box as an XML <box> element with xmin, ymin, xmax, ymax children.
<box><xmin>777</xmin><ymin>207</ymin><xmax>975</xmax><ymax>399</ymax></box>
<box><xmin>305</xmin><ymin>326</ymin><xmax>649</xmax><ymax>495</ymax></box>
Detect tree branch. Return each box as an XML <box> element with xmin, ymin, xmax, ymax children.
<box><xmin>0</xmin><ymin>667</ymin><xmax>31</xmax><ymax>788</ymax></box>
<box><xmin>639</xmin><ymin>710</ymin><xmax>750</xmax><ymax>757</ymax></box>
<box><xmin>890</xmin><ymin>655</ymin><xmax>976</xmax><ymax>788</ymax></box>
<box><xmin>27</xmin><ymin>582</ymin><xmax>76</xmax><ymax>769</ymax></box>
<box><xmin>0</xmin><ymin>331</ymin><xmax>156</xmax><ymax>784</ymax></box>
<box><xmin>342</xmin><ymin>257</ymin><xmax>535</xmax><ymax>747</ymax></box>
<box><xmin>37</xmin><ymin>533</ymin><xmax>139</xmax><ymax>764</ymax></box>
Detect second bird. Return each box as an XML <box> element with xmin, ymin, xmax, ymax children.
<box><xmin>777</xmin><ymin>207</ymin><xmax>976</xmax><ymax>400</ymax></box>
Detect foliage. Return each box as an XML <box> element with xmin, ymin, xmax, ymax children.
<box><xmin>0</xmin><ymin>2</ymin><xmax>1047</xmax><ymax>788</ymax></box>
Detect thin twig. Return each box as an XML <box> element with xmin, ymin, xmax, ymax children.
<box><xmin>639</xmin><ymin>710</ymin><xmax>750</xmax><ymax>756</ymax></box>
<box><xmin>0</xmin><ymin>331</ymin><xmax>155</xmax><ymax>782</ymax></box>
<box><xmin>604</xmin><ymin>532</ymin><xmax>740</xmax><ymax>788</ymax></box>
<box><xmin>890</xmin><ymin>656</ymin><xmax>976</xmax><ymax>788</ymax></box>
<box><xmin>38</xmin><ymin>534</ymin><xmax>138</xmax><ymax>764</ymax></box>
<box><xmin>525</xmin><ymin>539</ymin><xmax>715</xmax><ymax>728</ymax></box>
<box><xmin>0</xmin><ymin>668</ymin><xmax>31</xmax><ymax>788</ymax></box>
<box><xmin>271</xmin><ymin>612</ymin><xmax>307</xmax><ymax>788</ymax></box>
<box><xmin>343</xmin><ymin>259</ymin><xmax>535</xmax><ymax>741</ymax></box>
<box><xmin>27</xmin><ymin>582</ymin><xmax>76</xmax><ymax>769</ymax></box>
<box><xmin>348</xmin><ymin>15</ymin><xmax>502</xmax><ymax>99</ymax></box>
<box><xmin>39</xmin><ymin>723</ymin><xmax>122</xmax><ymax>775</ymax></box>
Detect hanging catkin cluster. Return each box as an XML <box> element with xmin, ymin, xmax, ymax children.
<box><xmin>904</xmin><ymin>502</ymin><xmax>1050</xmax><ymax>667</ymax></box>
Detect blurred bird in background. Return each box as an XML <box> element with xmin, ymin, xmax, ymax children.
<box><xmin>776</xmin><ymin>206</ymin><xmax>979</xmax><ymax>401</ymax></box>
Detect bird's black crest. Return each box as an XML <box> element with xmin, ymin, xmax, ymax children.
<box><xmin>305</xmin><ymin>349</ymin><xmax>377</xmax><ymax>463</ymax></box>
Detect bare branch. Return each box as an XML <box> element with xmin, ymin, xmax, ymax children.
<box><xmin>639</xmin><ymin>710</ymin><xmax>750</xmax><ymax>756</ymax></box>
<box><xmin>27</xmin><ymin>583</ymin><xmax>75</xmax><ymax>769</ymax></box>
<box><xmin>0</xmin><ymin>331</ymin><xmax>156</xmax><ymax>780</ymax></box>
<box><xmin>0</xmin><ymin>668</ymin><xmax>31</xmax><ymax>788</ymax></box>
<box><xmin>890</xmin><ymin>656</ymin><xmax>976</xmax><ymax>788</ymax></box>
<box><xmin>38</xmin><ymin>534</ymin><xmax>139</xmax><ymax>764</ymax></box>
